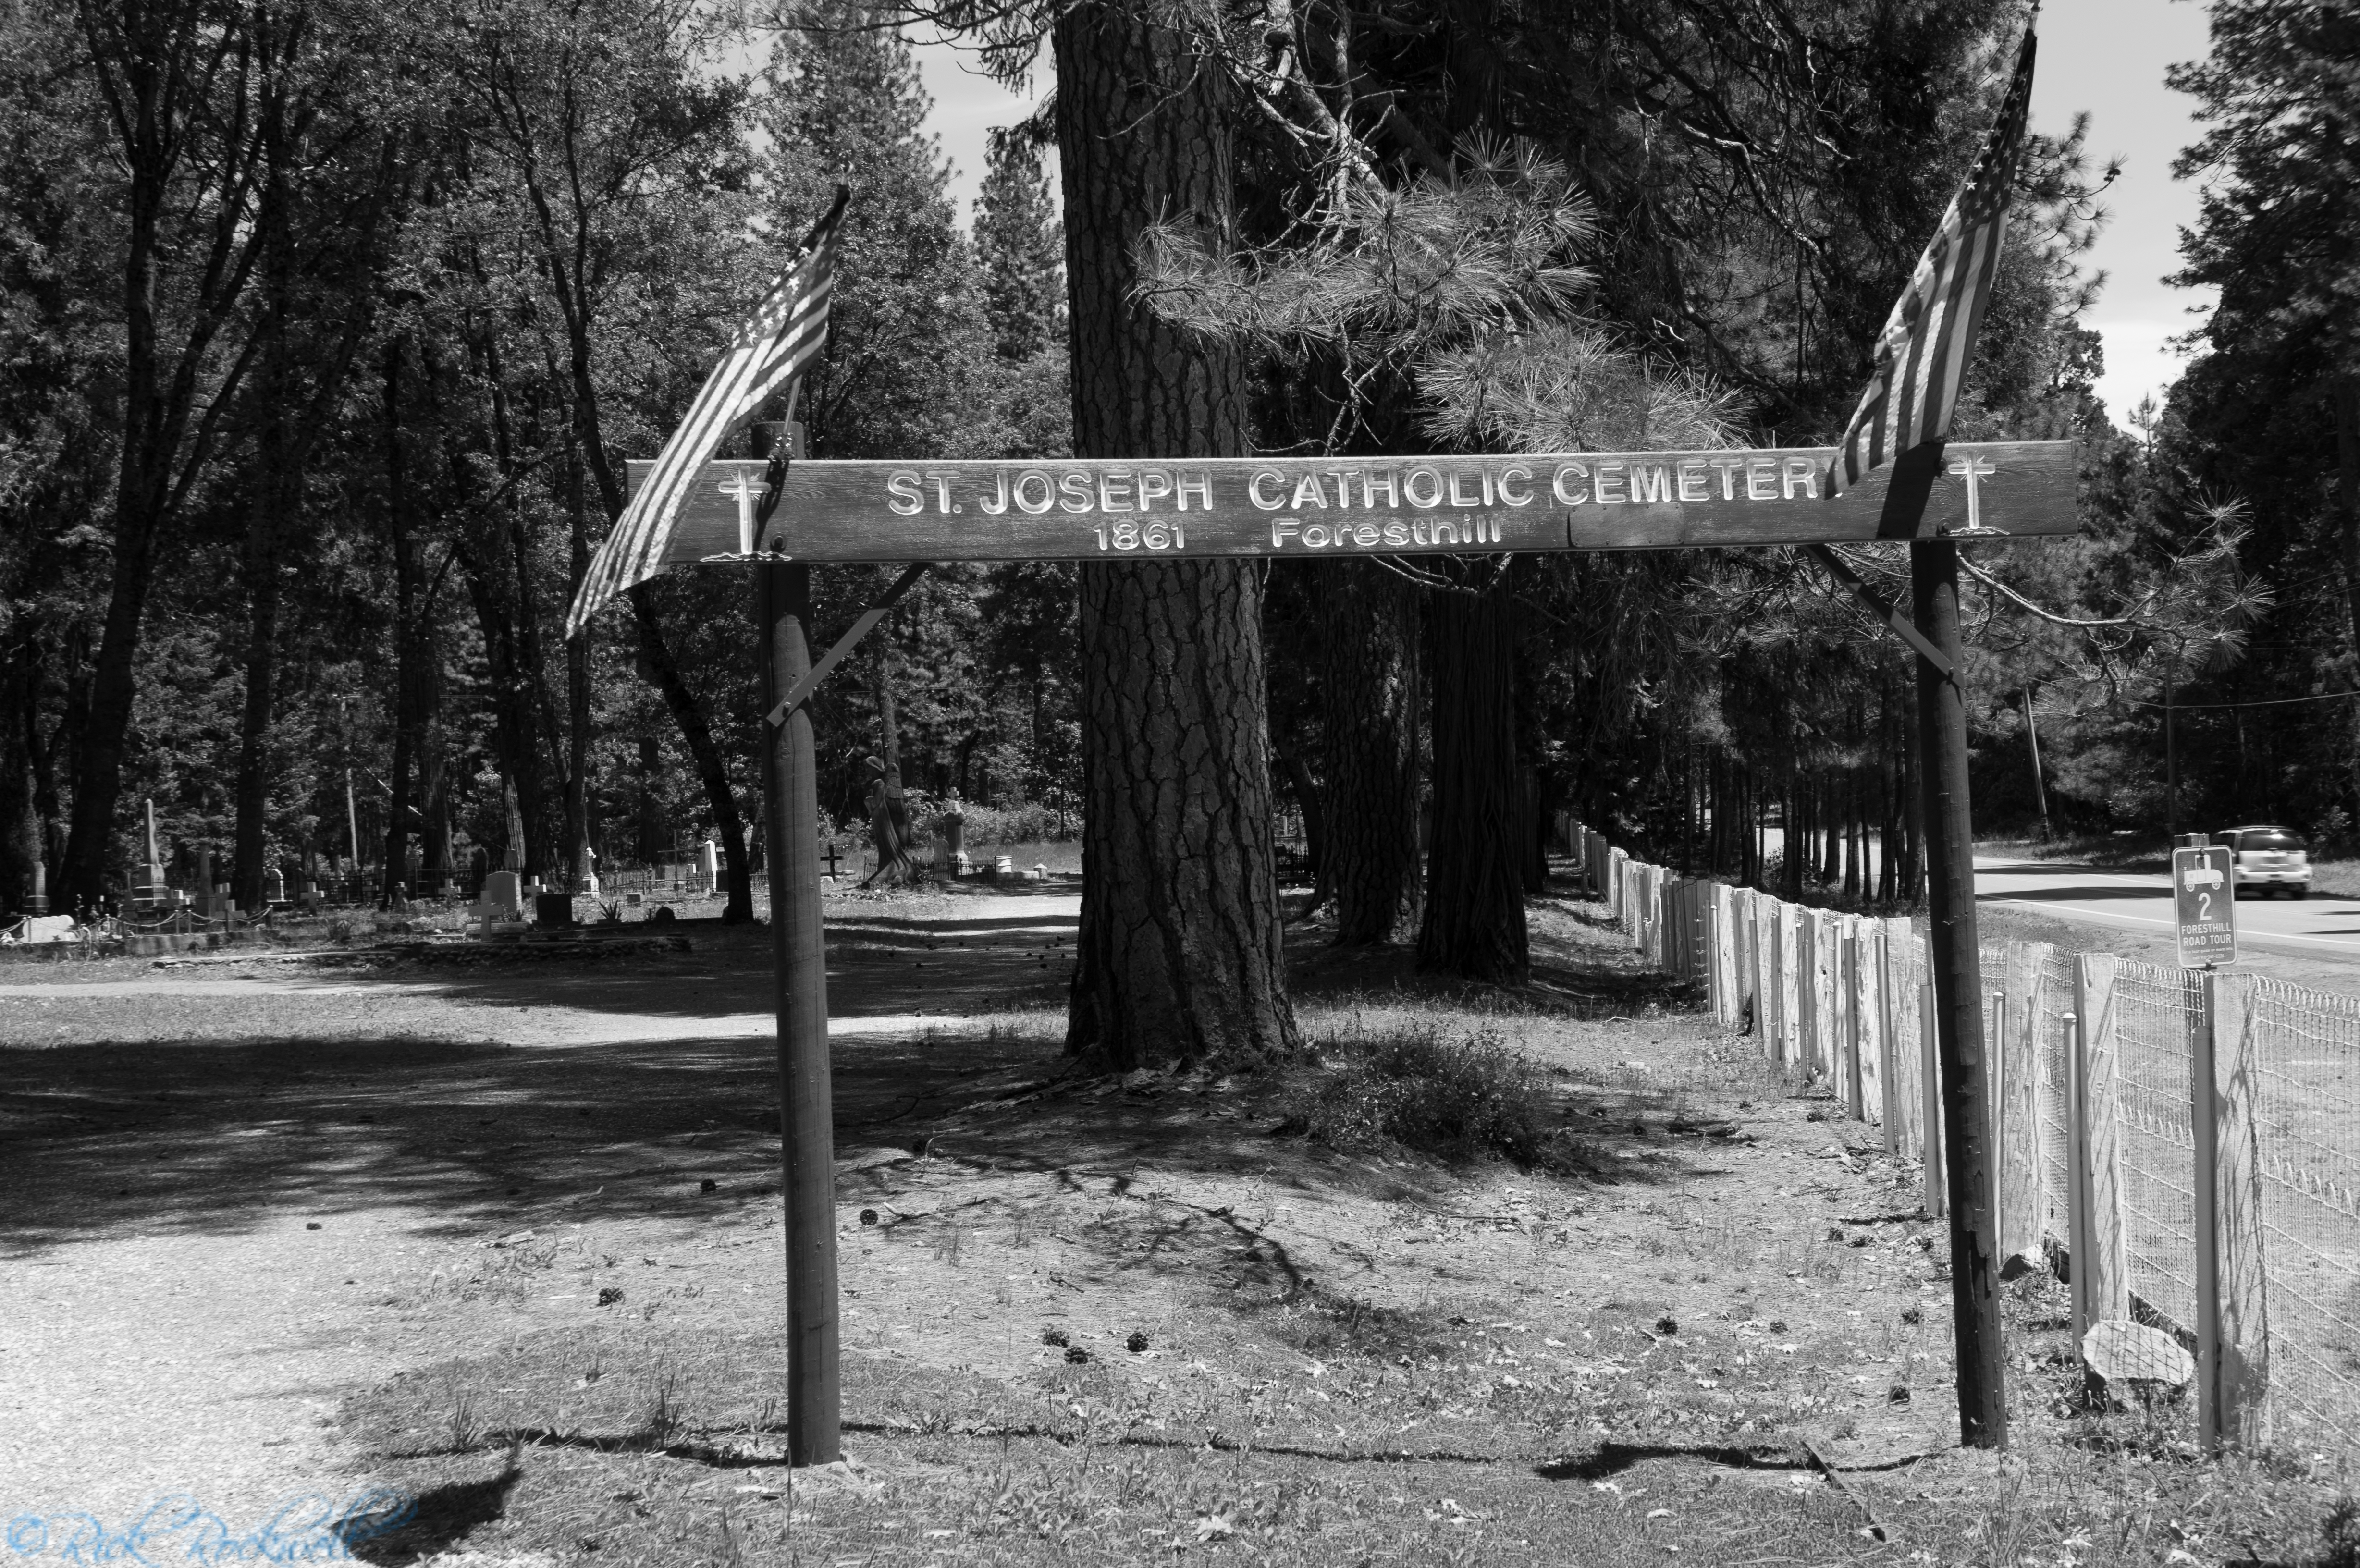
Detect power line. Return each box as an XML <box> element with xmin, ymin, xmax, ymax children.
<box><xmin>2125</xmin><ymin>689</ymin><xmax>2358</xmax><ymax>711</ymax></box>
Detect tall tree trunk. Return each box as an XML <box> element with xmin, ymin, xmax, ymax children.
<box><xmin>1055</xmin><ymin>0</ymin><xmax>1296</xmax><ymax>1068</ymax></box>
<box><xmin>1322</xmin><ymin>561</ymin><xmax>1423</xmax><ymax>944</ymax></box>
<box><xmin>1418</xmin><ymin>575</ymin><xmax>1527</xmax><ymax>982</ymax></box>
<box><xmin>0</xmin><ymin>636</ymin><xmax>39</xmax><ymax>915</ymax></box>
<box><xmin>382</xmin><ymin>340</ymin><xmax>422</xmax><ymax>906</ymax></box>
<box><xmin>1275</xmin><ymin>749</ymin><xmax>1330</xmax><ymax>907</ymax></box>
<box><xmin>870</xmin><ymin>630</ymin><xmax>902</xmax><ymax>775</ymax></box>
<box><xmin>627</xmin><ymin>587</ymin><xmax>755</xmax><ymax>921</ymax></box>
<box><xmin>565</xmin><ymin>444</ymin><xmax>593</xmax><ymax>890</ymax></box>
<box><xmin>635</xmin><ymin>729</ymin><xmax>665</xmax><ymax>863</ymax></box>
<box><xmin>2335</xmin><ymin>379</ymin><xmax>2360</xmax><ymax>821</ymax></box>
<box><xmin>1782</xmin><ymin>764</ymin><xmax>1804</xmax><ymax>899</ymax></box>
<box><xmin>1819</xmin><ymin>778</ymin><xmax>1840</xmax><ymax>885</ymax></box>
<box><xmin>232</xmin><ymin>458</ymin><xmax>291</xmax><ymax>912</ymax></box>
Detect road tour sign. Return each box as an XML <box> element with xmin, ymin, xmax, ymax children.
<box><xmin>2174</xmin><ymin>843</ymin><xmax>2238</xmax><ymax>968</ymax></box>
<box><xmin>642</xmin><ymin>439</ymin><xmax>2075</xmax><ymax>564</ymax></box>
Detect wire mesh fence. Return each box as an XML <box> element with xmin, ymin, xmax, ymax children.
<box><xmin>2245</xmin><ymin>978</ymin><xmax>2360</xmax><ymax>1450</ymax></box>
<box><xmin>1567</xmin><ymin>820</ymin><xmax>2360</xmax><ymax>1454</ymax></box>
<box><xmin>2113</xmin><ymin>963</ymin><xmax>2205</xmax><ymax>1343</ymax></box>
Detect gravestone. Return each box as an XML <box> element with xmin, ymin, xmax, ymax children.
<box><xmin>474</xmin><ymin>871</ymin><xmax>523</xmax><ymax>921</ymax></box>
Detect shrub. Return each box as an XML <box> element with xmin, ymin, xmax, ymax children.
<box><xmin>1283</xmin><ymin>1018</ymin><xmax>1588</xmax><ymax>1172</ymax></box>
<box><xmin>2324</xmin><ymin>1493</ymin><xmax>2360</xmax><ymax>1568</ymax></box>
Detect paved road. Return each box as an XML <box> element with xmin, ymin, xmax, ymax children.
<box><xmin>1975</xmin><ymin>856</ymin><xmax>2360</xmax><ymax>960</ymax></box>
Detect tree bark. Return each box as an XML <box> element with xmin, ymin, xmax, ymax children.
<box><xmin>381</xmin><ymin>339</ymin><xmax>423</xmax><ymax>906</ymax></box>
<box><xmin>0</xmin><ymin>636</ymin><xmax>39</xmax><ymax>915</ymax></box>
<box><xmin>870</xmin><ymin>625</ymin><xmax>902</xmax><ymax>776</ymax></box>
<box><xmin>2335</xmin><ymin>380</ymin><xmax>2360</xmax><ymax>821</ymax></box>
<box><xmin>1055</xmin><ymin>0</ymin><xmax>1296</xmax><ymax>1068</ymax></box>
<box><xmin>628</xmin><ymin>586</ymin><xmax>755</xmax><ymax>921</ymax></box>
<box><xmin>565</xmin><ymin>444</ymin><xmax>593</xmax><ymax>891</ymax></box>
<box><xmin>1275</xmin><ymin>749</ymin><xmax>1331</xmax><ymax>908</ymax></box>
<box><xmin>232</xmin><ymin>453</ymin><xmax>293</xmax><ymax>912</ymax></box>
<box><xmin>1418</xmin><ymin>575</ymin><xmax>1527</xmax><ymax>982</ymax></box>
<box><xmin>1321</xmin><ymin>560</ymin><xmax>1423</xmax><ymax>944</ymax></box>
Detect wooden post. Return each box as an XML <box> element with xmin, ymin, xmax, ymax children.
<box><xmin>1921</xmin><ymin>946</ymin><xmax>1947</xmax><ymax>1218</ymax></box>
<box><xmin>2064</xmin><ymin>1004</ymin><xmax>2090</xmax><ymax>1345</ymax></box>
<box><xmin>1845</xmin><ymin>921</ymin><xmax>1868</xmax><ymax>1119</ymax></box>
<box><xmin>759</xmin><ymin>555</ymin><xmax>842</xmax><ymax>1465</ymax></box>
<box><xmin>1798</xmin><ymin>910</ymin><xmax>1820</xmax><ymax>1077</ymax></box>
<box><xmin>1914</xmin><ymin>532</ymin><xmax>2006</xmax><ymax>1449</ymax></box>
<box><xmin>2193</xmin><ymin>969</ymin><xmax>2223</xmax><ymax>1451</ymax></box>
<box><xmin>1999</xmin><ymin>946</ymin><xmax>2048</xmax><ymax>1270</ymax></box>
<box><xmin>1878</xmin><ymin>923</ymin><xmax>1903</xmax><ymax>1154</ymax></box>
<box><xmin>2190</xmin><ymin>973</ymin><xmax>2265</xmax><ymax>1455</ymax></box>
<box><xmin>2072</xmin><ymin>955</ymin><xmax>2126</xmax><ymax>1335</ymax></box>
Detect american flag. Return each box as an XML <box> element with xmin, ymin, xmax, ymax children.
<box><xmin>1824</xmin><ymin>29</ymin><xmax>2035</xmax><ymax>496</ymax></box>
<box><xmin>565</xmin><ymin>185</ymin><xmax>849</xmax><ymax>637</ymax></box>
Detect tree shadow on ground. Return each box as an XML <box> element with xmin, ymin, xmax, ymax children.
<box><xmin>0</xmin><ymin>874</ymin><xmax>1698</xmax><ymax>1256</ymax></box>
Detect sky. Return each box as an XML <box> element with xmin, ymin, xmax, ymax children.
<box><xmin>2025</xmin><ymin>0</ymin><xmax>2218</xmax><ymax>431</ymax></box>
<box><xmin>905</xmin><ymin>2</ymin><xmax>2218</xmax><ymax>435</ymax></box>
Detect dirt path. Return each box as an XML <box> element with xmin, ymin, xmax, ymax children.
<box><xmin>0</xmin><ymin>888</ymin><xmax>1080</xmax><ymax>1534</ymax></box>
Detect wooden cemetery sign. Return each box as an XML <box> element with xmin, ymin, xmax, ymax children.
<box><xmin>661</xmin><ymin>433</ymin><xmax>2073</xmax><ymax>1471</ymax></box>
<box><xmin>646</xmin><ymin>440</ymin><xmax>2076</xmax><ymax>565</ymax></box>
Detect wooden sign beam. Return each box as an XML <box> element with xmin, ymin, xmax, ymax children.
<box><xmin>639</xmin><ymin>440</ymin><xmax>2075</xmax><ymax>567</ymax></box>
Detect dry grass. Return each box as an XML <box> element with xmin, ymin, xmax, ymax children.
<box><xmin>12</xmin><ymin>862</ymin><xmax>2351</xmax><ymax>1565</ymax></box>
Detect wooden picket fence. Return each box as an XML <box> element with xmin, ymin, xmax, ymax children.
<box><xmin>1565</xmin><ymin>819</ymin><xmax>2360</xmax><ymax>1456</ymax></box>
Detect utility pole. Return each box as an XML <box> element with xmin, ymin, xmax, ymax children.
<box><xmin>2023</xmin><ymin>688</ymin><xmax>2049</xmax><ymax>836</ymax></box>
<box><xmin>2164</xmin><ymin>661</ymin><xmax>2179</xmax><ymax>840</ymax></box>
<box><xmin>1912</xmin><ymin>527</ymin><xmax>2008</xmax><ymax>1450</ymax></box>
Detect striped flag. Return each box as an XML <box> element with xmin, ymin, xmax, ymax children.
<box><xmin>565</xmin><ymin>185</ymin><xmax>849</xmax><ymax>637</ymax></box>
<box><xmin>1824</xmin><ymin>28</ymin><xmax>2035</xmax><ymax>496</ymax></box>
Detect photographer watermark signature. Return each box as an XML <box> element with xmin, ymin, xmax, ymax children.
<box><xmin>3</xmin><ymin>1487</ymin><xmax>414</xmax><ymax>1563</ymax></box>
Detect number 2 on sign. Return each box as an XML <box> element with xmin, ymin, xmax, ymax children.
<box><xmin>2197</xmin><ymin>891</ymin><xmax>2212</xmax><ymax>921</ymax></box>
<box><xmin>1090</xmin><ymin>519</ymin><xmax>1186</xmax><ymax>552</ymax></box>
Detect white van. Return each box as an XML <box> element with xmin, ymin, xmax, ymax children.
<box><xmin>2215</xmin><ymin>825</ymin><xmax>2312</xmax><ymax>899</ymax></box>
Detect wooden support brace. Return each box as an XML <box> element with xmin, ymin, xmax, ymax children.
<box><xmin>763</xmin><ymin>562</ymin><xmax>933</xmax><ymax>727</ymax></box>
<box><xmin>1805</xmin><ymin>543</ymin><xmax>1954</xmax><ymax>678</ymax></box>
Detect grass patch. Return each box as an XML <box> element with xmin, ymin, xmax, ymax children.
<box><xmin>1281</xmin><ymin>1017</ymin><xmax>1597</xmax><ymax>1174</ymax></box>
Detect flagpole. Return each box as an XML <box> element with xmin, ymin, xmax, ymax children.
<box><xmin>1908</xmin><ymin>481</ymin><xmax>2007</xmax><ymax>1450</ymax></box>
<box><xmin>757</xmin><ymin>419</ymin><xmax>841</xmax><ymax>1464</ymax></box>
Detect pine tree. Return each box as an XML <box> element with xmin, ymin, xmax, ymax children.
<box><xmin>760</xmin><ymin>3</ymin><xmax>992</xmax><ymax>462</ymax></box>
<box><xmin>975</xmin><ymin>131</ymin><xmax>1062</xmax><ymax>364</ymax></box>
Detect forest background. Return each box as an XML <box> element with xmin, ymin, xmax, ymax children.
<box><xmin>0</xmin><ymin>0</ymin><xmax>2348</xmax><ymax>963</ymax></box>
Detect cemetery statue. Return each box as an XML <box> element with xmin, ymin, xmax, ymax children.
<box><xmin>941</xmin><ymin>790</ymin><xmax>969</xmax><ymax>878</ymax></box>
<box><xmin>860</xmin><ymin>755</ymin><xmax>915</xmax><ymax>887</ymax></box>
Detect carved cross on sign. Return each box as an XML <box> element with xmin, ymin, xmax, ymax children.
<box><xmin>720</xmin><ymin>469</ymin><xmax>767</xmax><ymax>555</ymax></box>
<box><xmin>1946</xmin><ymin>454</ymin><xmax>1998</xmax><ymax>535</ymax></box>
